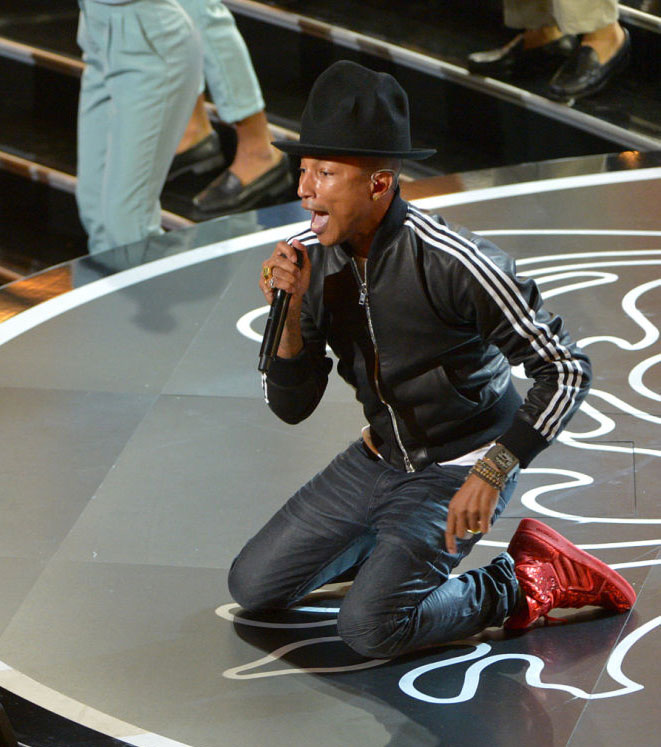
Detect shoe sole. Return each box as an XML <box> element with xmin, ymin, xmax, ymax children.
<box><xmin>510</xmin><ymin>518</ymin><xmax>636</xmax><ymax>611</ymax></box>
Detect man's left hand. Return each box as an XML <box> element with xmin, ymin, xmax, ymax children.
<box><xmin>445</xmin><ymin>475</ymin><xmax>500</xmax><ymax>555</ymax></box>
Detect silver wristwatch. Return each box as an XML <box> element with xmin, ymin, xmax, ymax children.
<box><xmin>485</xmin><ymin>443</ymin><xmax>519</xmax><ymax>474</ymax></box>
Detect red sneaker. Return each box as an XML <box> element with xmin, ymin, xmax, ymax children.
<box><xmin>505</xmin><ymin>518</ymin><xmax>636</xmax><ymax>630</ymax></box>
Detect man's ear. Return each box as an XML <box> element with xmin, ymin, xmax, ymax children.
<box><xmin>370</xmin><ymin>170</ymin><xmax>395</xmax><ymax>200</ymax></box>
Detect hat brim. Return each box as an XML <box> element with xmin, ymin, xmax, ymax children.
<box><xmin>272</xmin><ymin>140</ymin><xmax>436</xmax><ymax>160</ymax></box>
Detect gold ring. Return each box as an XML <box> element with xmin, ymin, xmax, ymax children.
<box><xmin>466</xmin><ymin>528</ymin><xmax>480</xmax><ymax>535</ymax></box>
<box><xmin>263</xmin><ymin>265</ymin><xmax>273</xmax><ymax>281</ymax></box>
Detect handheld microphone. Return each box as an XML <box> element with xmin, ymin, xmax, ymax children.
<box><xmin>258</xmin><ymin>248</ymin><xmax>303</xmax><ymax>374</ymax></box>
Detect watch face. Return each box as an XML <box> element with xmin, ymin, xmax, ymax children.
<box><xmin>488</xmin><ymin>445</ymin><xmax>518</xmax><ymax>472</ymax></box>
<box><xmin>494</xmin><ymin>452</ymin><xmax>514</xmax><ymax>470</ymax></box>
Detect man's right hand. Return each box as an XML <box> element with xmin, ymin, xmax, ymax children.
<box><xmin>259</xmin><ymin>239</ymin><xmax>310</xmax><ymax>359</ymax></box>
<box><xmin>260</xmin><ymin>239</ymin><xmax>310</xmax><ymax>311</ymax></box>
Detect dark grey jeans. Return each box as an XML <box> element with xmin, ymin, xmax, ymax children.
<box><xmin>229</xmin><ymin>439</ymin><xmax>520</xmax><ymax>658</ymax></box>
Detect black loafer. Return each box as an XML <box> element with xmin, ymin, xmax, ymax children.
<box><xmin>193</xmin><ymin>155</ymin><xmax>294</xmax><ymax>215</ymax></box>
<box><xmin>548</xmin><ymin>28</ymin><xmax>631</xmax><ymax>101</ymax></box>
<box><xmin>167</xmin><ymin>131</ymin><xmax>225</xmax><ymax>181</ymax></box>
<box><xmin>468</xmin><ymin>33</ymin><xmax>577</xmax><ymax>79</ymax></box>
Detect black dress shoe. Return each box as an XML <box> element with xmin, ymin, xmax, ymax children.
<box><xmin>193</xmin><ymin>155</ymin><xmax>294</xmax><ymax>215</ymax></box>
<box><xmin>548</xmin><ymin>28</ymin><xmax>631</xmax><ymax>101</ymax></box>
<box><xmin>468</xmin><ymin>33</ymin><xmax>577</xmax><ymax>79</ymax></box>
<box><xmin>167</xmin><ymin>131</ymin><xmax>225</xmax><ymax>181</ymax></box>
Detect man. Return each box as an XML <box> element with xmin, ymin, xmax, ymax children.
<box><xmin>228</xmin><ymin>61</ymin><xmax>635</xmax><ymax>658</ymax></box>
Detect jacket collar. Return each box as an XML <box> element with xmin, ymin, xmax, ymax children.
<box><xmin>371</xmin><ymin>187</ymin><xmax>408</xmax><ymax>255</ymax></box>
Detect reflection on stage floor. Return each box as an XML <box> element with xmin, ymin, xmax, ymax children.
<box><xmin>0</xmin><ymin>155</ymin><xmax>659</xmax><ymax>746</ymax></box>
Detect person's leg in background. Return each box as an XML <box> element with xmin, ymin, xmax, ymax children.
<box><xmin>468</xmin><ymin>0</ymin><xmax>629</xmax><ymax>100</ymax></box>
<box><xmin>504</xmin><ymin>0</ymin><xmax>561</xmax><ymax>38</ymax></box>
<box><xmin>468</xmin><ymin>0</ymin><xmax>578</xmax><ymax>80</ymax></box>
<box><xmin>548</xmin><ymin>0</ymin><xmax>629</xmax><ymax>100</ymax></box>
<box><xmin>552</xmin><ymin>0</ymin><xmax>622</xmax><ymax>63</ymax></box>
<box><xmin>75</xmin><ymin>9</ymin><xmax>111</xmax><ymax>253</ymax></box>
<box><xmin>175</xmin><ymin>0</ymin><xmax>292</xmax><ymax>215</ymax></box>
<box><xmin>76</xmin><ymin>0</ymin><xmax>202</xmax><ymax>254</ymax></box>
<box><xmin>168</xmin><ymin>92</ymin><xmax>226</xmax><ymax>182</ymax></box>
<box><xmin>101</xmin><ymin>0</ymin><xmax>202</xmax><ymax>251</ymax></box>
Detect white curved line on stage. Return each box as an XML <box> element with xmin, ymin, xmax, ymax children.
<box><xmin>477</xmin><ymin>538</ymin><xmax>661</xmax><ymax>550</ymax></box>
<box><xmin>534</xmin><ymin>270</ymin><xmax>619</xmax><ymax>298</ymax></box>
<box><xmin>223</xmin><ymin>636</ymin><xmax>388</xmax><ymax>679</ymax></box>
<box><xmin>610</xmin><ymin>560</ymin><xmax>661</xmax><ymax>570</ymax></box>
<box><xmin>520</xmin><ymin>259</ymin><xmax>661</xmax><ymax>276</ymax></box>
<box><xmin>630</xmin><ymin>353</ymin><xmax>661</xmax><ymax>402</ymax></box>
<box><xmin>217</xmin><ymin>597</ymin><xmax>389</xmax><ymax>679</ymax></box>
<box><xmin>480</xmin><ymin>231</ymin><xmax>661</xmax><ymax>238</ymax></box>
<box><xmin>506</xmin><ymin>263</ymin><xmax>660</xmax><ymax>471</ymax></box>
<box><xmin>235</xmin><ymin>305</ymin><xmax>270</xmax><ymax>343</ymax></box>
<box><xmin>0</xmin><ymin>183</ymin><xmax>658</xmax><ymax>348</ymax></box>
<box><xmin>416</xmin><ymin>167</ymin><xmax>661</xmax><ymax>210</ymax></box>
<box><xmin>0</xmin><ymin>659</ymin><xmax>193</xmax><ymax>746</ymax></box>
<box><xmin>0</xmin><ymin>222</ymin><xmax>311</xmax><ymax>348</ymax></box>
<box><xmin>216</xmin><ymin>600</ymin><xmax>661</xmax><ymax>701</ymax></box>
<box><xmin>517</xmin><ymin>468</ymin><xmax>661</xmax><ymax>525</ymax></box>
<box><xmin>576</xmin><ymin>279</ymin><xmax>660</xmax><ymax>352</ymax></box>
<box><xmin>577</xmin><ymin>391</ymin><xmax>661</xmax><ymax>426</ymax></box>
<box><xmin>216</xmin><ymin>602</ymin><xmax>338</xmax><ymax>629</ymax></box>
<box><xmin>398</xmin><ymin>616</ymin><xmax>661</xmax><ymax>704</ymax></box>
<box><xmin>504</xmin><ymin>250</ymin><xmax>661</xmax><ymax>265</ymax></box>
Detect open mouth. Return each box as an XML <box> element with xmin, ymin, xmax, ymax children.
<box><xmin>310</xmin><ymin>210</ymin><xmax>330</xmax><ymax>234</ymax></box>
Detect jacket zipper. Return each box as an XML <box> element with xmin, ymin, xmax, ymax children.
<box><xmin>351</xmin><ymin>258</ymin><xmax>415</xmax><ymax>473</ymax></box>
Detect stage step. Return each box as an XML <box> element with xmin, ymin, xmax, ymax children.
<box><xmin>224</xmin><ymin>0</ymin><xmax>661</xmax><ymax>158</ymax></box>
<box><xmin>4</xmin><ymin>0</ymin><xmax>658</xmax><ymax>180</ymax></box>
<box><xmin>1</xmin><ymin>0</ymin><xmax>659</xmax><ymax>275</ymax></box>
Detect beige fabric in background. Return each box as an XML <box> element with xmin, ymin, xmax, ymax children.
<box><xmin>504</xmin><ymin>0</ymin><xmax>618</xmax><ymax>34</ymax></box>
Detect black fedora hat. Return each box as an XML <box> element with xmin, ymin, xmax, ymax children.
<box><xmin>272</xmin><ymin>61</ymin><xmax>436</xmax><ymax>160</ymax></box>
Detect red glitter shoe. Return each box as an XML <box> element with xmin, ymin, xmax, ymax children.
<box><xmin>505</xmin><ymin>518</ymin><xmax>636</xmax><ymax>630</ymax></box>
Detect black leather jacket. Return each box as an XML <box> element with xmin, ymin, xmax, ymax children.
<box><xmin>263</xmin><ymin>192</ymin><xmax>591</xmax><ymax>472</ymax></box>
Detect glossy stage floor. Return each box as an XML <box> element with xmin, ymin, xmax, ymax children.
<box><xmin>0</xmin><ymin>154</ymin><xmax>659</xmax><ymax>746</ymax></box>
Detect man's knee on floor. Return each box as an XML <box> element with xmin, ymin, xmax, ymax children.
<box><xmin>227</xmin><ymin>557</ymin><xmax>264</xmax><ymax>610</ymax></box>
<box><xmin>336</xmin><ymin>602</ymin><xmax>404</xmax><ymax>659</ymax></box>
<box><xmin>227</xmin><ymin>554</ymin><xmax>285</xmax><ymax>611</ymax></box>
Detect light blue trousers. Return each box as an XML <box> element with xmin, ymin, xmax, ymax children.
<box><xmin>176</xmin><ymin>0</ymin><xmax>265</xmax><ymax>122</ymax></box>
<box><xmin>76</xmin><ymin>0</ymin><xmax>202</xmax><ymax>254</ymax></box>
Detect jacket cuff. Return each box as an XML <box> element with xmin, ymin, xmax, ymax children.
<box><xmin>266</xmin><ymin>347</ymin><xmax>313</xmax><ymax>388</ymax></box>
<box><xmin>498</xmin><ymin>416</ymin><xmax>550</xmax><ymax>469</ymax></box>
